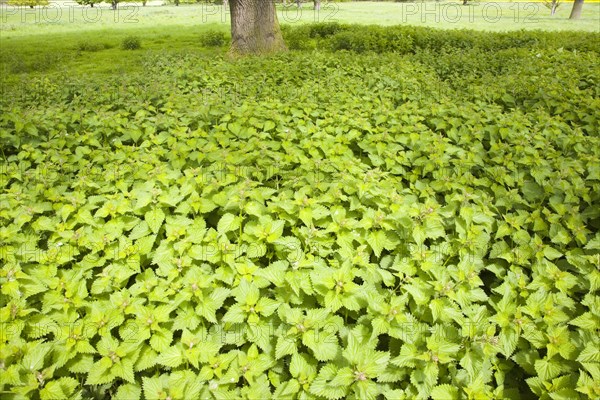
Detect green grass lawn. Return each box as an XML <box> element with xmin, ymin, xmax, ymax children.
<box><xmin>1</xmin><ymin>1</ymin><xmax>599</xmax><ymax>39</ymax></box>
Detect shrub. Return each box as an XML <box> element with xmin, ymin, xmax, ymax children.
<box><xmin>121</xmin><ymin>36</ymin><xmax>141</xmax><ymax>50</ymax></box>
<box><xmin>308</xmin><ymin>22</ymin><xmax>345</xmax><ymax>38</ymax></box>
<box><xmin>280</xmin><ymin>25</ymin><xmax>317</xmax><ymax>51</ymax></box>
<box><xmin>282</xmin><ymin>23</ymin><xmax>599</xmax><ymax>55</ymax></box>
<box><xmin>327</xmin><ymin>26</ymin><xmax>413</xmax><ymax>54</ymax></box>
<box><xmin>200</xmin><ymin>30</ymin><xmax>229</xmax><ymax>47</ymax></box>
<box><xmin>76</xmin><ymin>41</ymin><xmax>112</xmax><ymax>52</ymax></box>
<box><xmin>7</xmin><ymin>0</ymin><xmax>49</xmax><ymax>7</ymax></box>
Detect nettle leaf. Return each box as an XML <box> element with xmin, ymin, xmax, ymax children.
<box><xmin>431</xmin><ymin>384</ymin><xmax>458</xmax><ymax>400</ymax></box>
<box><xmin>142</xmin><ymin>376</ymin><xmax>164</xmax><ymax>400</ymax></box>
<box><xmin>39</xmin><ymin>377</ymin><xmax>79</xmax><ymax>400</ymax></box>
<box><xmin>217</xmin><ymin>213</ymin><xmax>242</xmax><ymax>236</ymax></box>
<box><xmin>135</xmin><ymin>346</ymin><xmax>158</xmax><ymax>372</ymax></box>
<box><xmin>22</xmin><ymin>342</ymin><xmax>52</xmax><ymax>372</ymax></box>
<box><xmin>130</xmin><ymin>220</ymin><xmax>151</xmax><ymax>240</ymax></box>
<box><xmin>114</xmin><ymin>383</ymin><xmax>142</xmax><ymax>400</ymax></box>
<box><xmin>145</xmin><ymin>208</ymin><xmax>166</xmax><ymax>234</ymax></box>
<box><xmin>303</xmin><ymin>330</ymin><xmax>340</xmax><ymax>362</ymax></box>
<box><xmin>4</xmin><ymin>31</ymin><xmax>599</xmax><ymax>400</ymax></box>
<box><xmin>367</xmin><ymin>230</ymin><xmax>388</xmax><ymax>257</ymax></box>
<box><xmin>499</xmin><ymin>327</ymin><xmax>519</xmax><ymax>358</ymax></box>
<box><xmin>535</xmin><ymin>357</ymin><xmax>566</xmax><ymax>381</ymax></box>
<box><xmin>276</xmin><ymin>335</ymin><xmax>298</xmax><ymax>360</ymax></box>
<box><xmin>157</xmin><ymin>346</ymin><xmax>184</xmax><ymax>368</ymax></box>
<box><xmin>569</xmin><ymin>312</ymin><xmax>599</xmax><ymax>331</ymax></box>
<box><xmin>254</xmin><ymin>260</ymin><xmax>287</xmax><ymax>286</ymax></box>
<box><xmin>310</xmin><ymin>364</ymin><xmax>350</xmax><ymax>400</ymax></box>
<box><xmin>86</xmin><ymin>358</ymin><xmax>115</xmax><ymax>385</ymax></box>
<box><xmin>136</xmin><ymin>234</ymin><xmax>157</xmax><ymax>255</ymax></box>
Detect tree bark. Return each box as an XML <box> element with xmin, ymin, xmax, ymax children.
<box><xmin>229</xmin><ymin>0</ymin><xmax>287</xmax><ymax>55</ymax></box>
<box><xmin>569</xmin><ymin>0</ymin><xmax>584</xmax><ymax>19</ymax></box>
<box><xmin>314</xmin><ymin>0</ymin><xmax>320</xmax><ymax>10</ymax></box>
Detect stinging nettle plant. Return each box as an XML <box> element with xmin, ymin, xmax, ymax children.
<box><xmin>1</xmin><ymin>25</ymin><xmax>599</xmax><ymax>400</ymax></box>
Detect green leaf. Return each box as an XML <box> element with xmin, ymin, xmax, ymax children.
<box><xmin>535</xmin><ymin>357</ymin><xmax>564</xmax><ymax>381</ymax></box>
<box><xmin>217</xmin><ymin>213</ymin><xmax>241</xmax><ymax>235</ymax></box>
<box><xmin>145</xmin><ymin>208</ymin><xmax>165</xmax><ymax>234</ymax></box>
<box><xmin>86</xmin><ymin>359</ymin><xmax>114</xmax><ymax>385</ymax></box>
<box><xmin>276</xmin><ymin>336</ymin><xmax>297</xmax><ymax>359</ymax></box>
<box><xmin>142</xmin><ymin>376</ymin><xmax>163</xmax><ymax>400</ymax></box>
<box><xmin>367</xmin><ymin>230</ymin><xmax>387</xmax><ymax>257</ymax></box>
<box><xmin>22</xmin><ymin>343</ymin><xmax>52</xmax><ymax>372</ymax></box>
<box><xmin>431</xmin><ymin>384</ymin><xmax>458</xmax><ymax>400</ymax></box>
<box><xmin>543</xmin><ymin>247</ymin><xmax>562</xmax><ymax>260</ymax></box>
<box><xmin>354</xmin><ymin>380</ymin><xmax>379</xmax><ymax>400</ymax></box>
<box><xmin>499</xmin><ymin>327</ymin><xmax>519</xmax><ymax>358</ymax></box>
<box><xmin>40</xmin><ymin>377</ymin><xmax>79</xmax><ymax>400</ymax></box>
<box><xmin>223</xmin><ymin>304</ymin><xmax>246</xmax><ymax>323</ymax></box>
<box><xmin>157</xmin><ymin>346</ymin><xmax>184</xmax><ymax>368</ymax></box>
<box><xmin>303</xmin><ymin>330</ymin><xmax>339</xmax><ymax>361</ymax></box>
<box><xmin>267</xmin><ymin>219</ymin><xmax>286</xmax><ymax>243</ymax></box>
<box><xmin>114</xmin><ymin>383</ymin><xmax>142</xmax><ymax>400</ymax></box>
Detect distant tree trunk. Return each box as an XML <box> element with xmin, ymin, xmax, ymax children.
<box><xmin>29</xmin><ymin>4</ymin><xmax>33</xmax><ymax>7</ymax></box>
<box><xmin>550</xmin><ymin>0</ymin><xmax>557</xmax><ymax>14</ymax></box>
<box><xmin>463</xmin><ymin>0</ymin><xmax>468</xmax><ymax>5</ymax></box>
<box><xmin>229</xmin><ymin>0</ymin><xmax>287</xmax><ymax>55</ymax></box>
<box><xmin>314</xmin><ymin>0</ymin><xmax>320</xmax><ymax>10</ymax></box>
<box><xmin>90</xmin><ymin>3</ymin><xmax>94</xmax><ymax>7</ymax></box>
<box><xmin>569</xmin><ymin>0</ymin><xmax>584</xmax><ymax>18</ymax></box>
<box><xmin>296</xmin><ymin>0</ymin><xmax>301</xmax><ymax>7</ymax></box>
<box><xmin>174</xmin><ymin>0</ymin><xmax>179</xmax><ymax>5</ymax></box>
<box><xmin>142</xmin><ymin>0</ymin><xmax>146</xmax><ymax>5</ymax></box>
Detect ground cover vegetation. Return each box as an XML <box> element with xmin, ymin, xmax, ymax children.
<box><xmin>0</xmin><ymin>15</ymin><xmax>599</xmax><ymax>400</ymax></box>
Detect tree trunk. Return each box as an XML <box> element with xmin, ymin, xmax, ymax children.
<box><xmin>569</xmin><ymin>0</ymin><xmax>584</xmax><ymax>19</ymax></box>
<box><xmin>90</xmin><ymin>3</ymin><xmax>94</xmax><ymax>7</ymax></box>
<box><xmin>296</xmin><ymin>0</ymin><xmax>301</xmax><ymax>7</ymax></box>
<box><xmin>463</xmin><ymin>0</ymin><xmax>468</xmax><ymax>5</ymax></box>
<box><xmin>229</xmin><ymin>0</ymin><xmax>287</xmax><ymax>55</ymax></box>
<box><xmin>550</xmin><ymin>1</ymin><xmax>557</xmax><ymax>15</ymax></box>
<box><xmin>314</xmin><ymin>0</ymin><xmax>320</xmax><ymax>10</ymax></box>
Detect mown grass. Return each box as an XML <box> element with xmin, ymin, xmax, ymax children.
<box><xmin>1</xmin><ymin>1</ymin><xmax>599</xmax><ymax>38</ymax></box>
